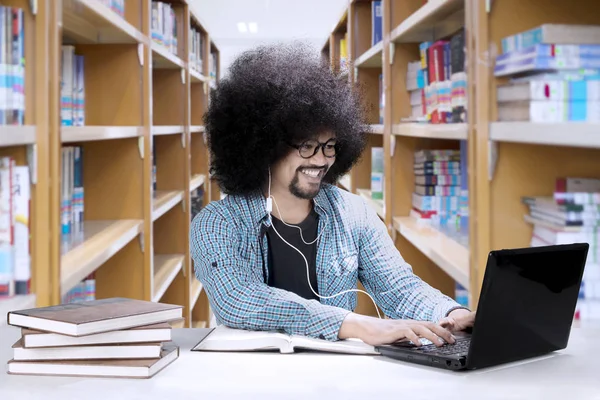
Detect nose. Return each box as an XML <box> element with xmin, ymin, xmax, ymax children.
<box><xmin>311</xmin><ymin>147</ymin><xmax>328</xmax><ymax>165</ymax></box>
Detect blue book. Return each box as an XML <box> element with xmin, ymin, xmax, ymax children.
<box><xmin>371</xmin><ymin>1</ymin><xmax>382</xmax><ymax>46</ymax></box>
<box><xmin>497</xmin><ymin>44</ymin><xmax>600</xmax><ymax>65</ymax></box>
<box><xmin>495</xmin><ymin>55</ymin><xmax>600</xmax><ymax>77</ymax></box>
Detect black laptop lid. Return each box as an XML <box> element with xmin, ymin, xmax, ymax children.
<box><xmin>466</xmin><ymin>243</ymin><xmax>588</xmax><ymax>370</ymax></box>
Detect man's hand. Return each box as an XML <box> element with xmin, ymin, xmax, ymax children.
<box><xmin>338</xmin><ymin>313</ymin><xmax>455</xmax><ymax>347</ymax></box>
<box><xmin>438</xmin><ymin>308</ymin><xmax>476</xmax><ymax>332</ymax></box>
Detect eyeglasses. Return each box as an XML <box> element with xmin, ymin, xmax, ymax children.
<box><xmin>289</xmin><ymin>139</ymin><xmax>338</xmax><ymax>159</ymax></box>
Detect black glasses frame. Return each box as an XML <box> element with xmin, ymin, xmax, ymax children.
<box><xmin>288</xmin><ymin>138</ymin><xmax>338</xmax><ymax>159</ymax></box>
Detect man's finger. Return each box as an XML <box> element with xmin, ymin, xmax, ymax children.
<box><xmin>429</xmin><ymin>323</ymin><xmax>455</xmax><ymax>344</ymax></box>
<box><xmin>403</xmin><ymin>329</ymin><xmax>422</xmax><ymax>347</ymax></box>
<box><xmin>413</xmin><ymin>325</ymin><xmax>445</xmax><ymax>347</ymax></box>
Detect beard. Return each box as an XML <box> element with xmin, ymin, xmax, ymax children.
<box><xmin>288</xmin><ymin>167</ymin><xmax>328</xmax><ymax>199</ymax></box>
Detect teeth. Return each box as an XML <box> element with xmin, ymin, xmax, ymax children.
<box><xmin>301</xmin><ymin>169</ymin><xmax>320</xmax><ymax>177</ymax></box>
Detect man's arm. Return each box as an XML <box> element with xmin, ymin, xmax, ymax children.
<box><xmin>356</xmin><ymin>199</ymin><xmax>465</xmax><ymax>322</ymax></box>
<box><xmin>190</xmin><ymin>207</ymin><xmax>352</xmax><ymax>341</ymax></box>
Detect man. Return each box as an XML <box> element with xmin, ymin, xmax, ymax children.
<box><xmin>190</xmin><ymin>42</ymin><xmax>474</xmax><ymax>347</ymax></box>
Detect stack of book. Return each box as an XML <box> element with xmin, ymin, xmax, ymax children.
<box><xmin>522</xmin><ymin>177</ymin><xmax>600</xmax><ymax>321</ymax></box>
<box><xmin>5</xmin><ymin>297</ymin><xmax>183</xmax><ymax>378</ymax></box>
<box><xmin>403</xmin><ymin>29</ymin><xmax>466</xmax><ymax>124</ymax></box>
<box><xmin>494</xmin><ymin>24</ymin><xmax>600</xmax><ymax>122</ymax></box>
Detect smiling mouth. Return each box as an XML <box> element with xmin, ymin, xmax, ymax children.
<box><xmin>299</xmin><ymin>167</ymin><xmax>325</xmax><ymax>179</ymax></box>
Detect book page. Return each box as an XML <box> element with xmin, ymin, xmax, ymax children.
<box><xmin>191</xmin><ymin>325</ymin><xmax>292</xmax><ymax>353</ymax></box>
<box><xmin>289</xmin><ymin>335</ymin><xmax>379</xmax><ymax>355</ymax></box>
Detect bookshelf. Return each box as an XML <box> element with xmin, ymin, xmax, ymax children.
<box><xmin>0</xmin><ymin>0</ymin><xmax>219</xmax><ymax>329</ymax></box>
<box><xmin>326</xmin><ymin>0</ymin><xmax>600</xmax><ymax>323</ymax></box>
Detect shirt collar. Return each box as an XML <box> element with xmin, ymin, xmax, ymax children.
<box><xmin>246</xmin><ymin>185</ymin><xmax>332</xmax><ymax>228</ymax></box>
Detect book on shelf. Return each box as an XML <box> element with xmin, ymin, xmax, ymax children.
<box><xmin>406</xmin><ymin>29</ymin><xmax>466</xmax><ymax>124</ymax></box>
<box><xmin>497</xmin><ymin>100</ymin><xmax>600</xmax><ymax>122</ymax></box>
<box><xmin>501</xmin><ymin>24</ymin><xmax>600</xmax><ymax>54</ymax></box>
<box><xmin>5</xmin><ymin>298</ymin><xmax>182</xmax><ymax>378</ymax></box>
<box><xmin>339</xmin><ymin>33</ymin><xmax>348</xmax><ymax>73</ymax></box>
<box><xmin>371</xmin><ymin>147</ymin><xmax>384</xmax><ymax>201</ymax></box>
<box><xmin>192</xmin><ymin>325</ymin><xmax>379</xmax><ymax>355</ymax></box>
<box><xmin>371</xmin><ymin>1</ymin><xmax>382</xmax><ymax>46</ymax></box>
<box><xmin>60</xmin><ymin>46</ymin><xmax>85</xmax><ymax>127</ymax></box>
<box><xmin>6</xmin><ymin>297</ymin><xmax>183</xmax><ymax>336</ymax></box>
<box><xmin>189</xmin><ymin>24</ymin><xmax>204</xmax><ymax>74</ymax></box>
<box><xmin>0</xmin><ymin>6</ymin><xmax>26</xmax><ymax>126</ymax></box>
<box><xmin>523</xmin><ymin>176</ymin><xmax>600</xmax><ymax>322</ymax></box>
<box><xmin>0</xmin><ymin>157</ymin><xmax>31</xmax><ymax>298</ymax></box>
<box><xmin>98</xmin><ymin>0</ymin><xmax>125</xmax><ymax>17</ymax></box>
<box><xmin>191</xmin><ymin>186</ymin><xmax>205</xmax><ymax>221</ymax></box>
<box><xmin>60</xmin><ymin>146</ymin><xmax>84</xmax><ymax>255</ymax></box>
<box><xmin>151</xmin><ymin>1</ymin><xmax>179</xmax><ymax>56</ymax></box>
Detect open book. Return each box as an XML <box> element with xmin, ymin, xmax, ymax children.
<box><xmin>192</xmin><ymin>325</ymin><xmax>379</xmax><ymax>355</ymax></box>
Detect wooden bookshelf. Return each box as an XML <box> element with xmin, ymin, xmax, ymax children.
<box><xmin>323</xmin><ymin>0</ymin><xmax>600</xmax><ymax>324</ymax></box>
<box><xmin>0</xmin><ymin>1</ymin><xmax>219</xmax><ymax>328</ymax></box>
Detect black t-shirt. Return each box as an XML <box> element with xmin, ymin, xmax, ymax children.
<box><xmin>266</xmin><ymin>209</ymin><xmax>319</xmax><ymax>301</ymax></box>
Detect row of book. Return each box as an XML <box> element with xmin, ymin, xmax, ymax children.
<box><xmin>0</xmin><ymin>6</ymin><xmax>25</xmax><ymax>126</ymax></box>
<box><xmin>60</xmin><ymin>46</ymin><xmax>85</xmax><ymax>127</ymax></box>
<box><xmin>522</xmin><ymin>177</ymin><xmax>600</xmax><ymax>321</ymax></box>
<box><xmin>6</xmin><ymin>297</ymin><xmax>182</xmax><ymax>378</ymax></box>
<box><xmin>405</xmin><ymin>29</ymin><xmax>466</xmax><ymax>124</ymax></box>
<box><xmin>98</xmin><ymin>0</ymin><xmax>125</xmax><ymax>18</ymax></box>
<box><xmin>209</xmin><ymin>51</ymin><xmax>218</xmax><ymax>81</ymax></box>
<box><xmin>62</xmin><ymin>273</ymin><xmax>95</xmax><ymax>304</ymax></box>
<box><xmin>189</xmin><ymin>24</ymin><xmax>205</xmax><ymax>75</ymax></box>
<box><xmin>151</xmin><ymin>1</ymin><xmax>179</xmax><ymax>57</ymax></box>
<box><xmin>0</xmin><ymin>158</ymin><xmax>30</xmax><ymax>297</ymax></box>
<box><xmin>410</xmin><ymin>146</ymin><xmax>469</xmax><ymax>232</ymax></box>
<box><xmin>495</xmin><ymin>23</ymin><xmax>600</xmax><ymax>122</ymax></box>
<box><xmin>60</xmin><ymin>146</ymin><xmax>84</xmax><ymax>250</ymax></box>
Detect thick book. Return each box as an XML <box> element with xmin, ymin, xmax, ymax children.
<box><xmin>191</xmin><ymin>325</ymin><xmax>379</xmax><ymax>355</ymax></box>
<box><xmin>7</xmin><ymin>297</ymin><xmax>183</xmax><ymax>336</ymax></box>
<box><xmin>7</xmin><ymin>343</ymin><xmax>179</xmax><ymax>379</ymax></box>
<box><xmin>21</xmin><ymin>322</ymin><xmax>174</xmax><ymax>348</ymax></box>
<box><xmin>12</xmin><ymin>339</ymin><xmax>162</xmax><ymax>361</ymax></box>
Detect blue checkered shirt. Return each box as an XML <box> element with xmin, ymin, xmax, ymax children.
<box><xmin>190</xmin><ymin>184</ymin><xmax>462</xmax><ymax>341</ymax></box>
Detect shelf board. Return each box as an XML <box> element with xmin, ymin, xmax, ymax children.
<box><xmin>355</xmin><ymin>41</ymin><xmax>383</xmax><ymax>68</ymax></box>
<box><xmin>151</xmin><ymin>42</ymin><xmax>186</xmax><ymax>69</ymax></box>
<box><xmin>370</xmin><ymin>124</ymin><xmax>384</xmax><ymax>134</ymax></box>
<box><xmin>62</xmin><ymin>0</ymin><xmax>146</xmax><ymax>44</ymax></box>
<box><xmin>191</xmin><ymin>278</ymin><xmax>203</xmax><ymax>309</ymax></box>
<box><xmin>391</xmin><ymin>0</ymin><xmax>465</xmax><ymax>43</ymax></box>
<box><xmin>490</xmin><ymin>122</ymin><xmax>600</xmax><ymax>149</ymax></box>
<box><xmin>62</xmin><ymin>126</ymin><xmax>143</xmax><ymax>143</ymax></box>
<box><xmin>192</xmin><ymin>320</ymin><xmax>207</xmax><ymax>328</ymax></box>
<box><xmin>357</xmin><ymin>188</ymin><xmax>385</xmax><ymax>219</ymax></box>
<box><xmin>170</xmin><ymin>319</ymin><xmax>185</xmax><ymax>329</ymax></box>
<box><xmin>152</xmin><ymin>126</ymin><xmax>184</xmax><ymax>136</ymax></box>
<box><xmin>393</xmin><ymin>216</ymin><xmax>469</xmax><ymax>288</ymax></box>
<box><xmin>61</xmin><ymin>220</ymin><xmax>143</xmax><ymax>297</ymax></box>
<box><xmin>190</xmin><ymin>126</ymin><xmax>205</xmax><ymax>133</ymax></box>
<box><xmin>393</xmin><ymin>123</ymin><xmax>467</xmax><ymax>140</ymax></box>
<box><xmin>0</xmin><ymin>126</ymin><xmax>36</xmax><ymax>146</ymax></box>
<box><xmin>152</xmin><ymin>190</ymin><xmax>184</xmax><ymax>221</ymax></box>
<box><xmin>190</xmin><ymin>68</ymin><xmax>209</xmax><ymax>83</ymax></box>
<box><xmin>338</xmin><ymin>174</ymin><xmax>351</xmax><ymax>191</ymax></box>
<box><xmin>190</xmin><ymin>174</ymin><xmax>206</xmax><ymax>192</ymax></box>
<box><xmin>0</xmin><ymin>295</ymin><xmax>36</xmax><ymax>325</ymax></box>
<box><xmin>152</xmin><ymin>254</ymin><xmax>185</xmax><ymax>302</ymax></box>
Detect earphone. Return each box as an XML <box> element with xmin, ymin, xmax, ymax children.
<box><xmin>266</xmin><ymin>168</ymin><xmax>382</xmax><ymax>319</ymax></box>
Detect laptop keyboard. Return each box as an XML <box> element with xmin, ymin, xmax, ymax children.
<box><xmin>392</xmin><ymin>336</ymin><xmax>471</xmax><ymax>357</ymax></box>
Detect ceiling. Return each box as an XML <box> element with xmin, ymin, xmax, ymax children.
<box><xmin>189</xmin><ymin>0</ymin><xmax>348</xmax><ymax>73</ymax></box>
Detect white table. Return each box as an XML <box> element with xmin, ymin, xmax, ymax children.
<box><xmin>1</xmin><ymin>325</ymin><xmax>600</xmax><ymax>400</ymax></box>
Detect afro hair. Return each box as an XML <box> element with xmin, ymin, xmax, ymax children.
<box><xmin>204</xmin><ymin>41</ymin><xmax>370</xmax><ymax>196</ymax></box>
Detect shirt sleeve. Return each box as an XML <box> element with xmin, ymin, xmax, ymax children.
<box><xmin>356</xmin><ymin>199</ymin><xmax>461</xmax><ymax>322</ymax></box>
<box><xmin>190</xmin><ymin>207</ymin><xmax>352</xmax><ymax>341</ymax></box>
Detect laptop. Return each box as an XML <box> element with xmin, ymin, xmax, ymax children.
<box><xmin>375</xmin><ymin>243</ymin><xmax>589</xmax><ymax>371</ymax></box>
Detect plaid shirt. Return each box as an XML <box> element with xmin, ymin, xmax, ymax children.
<box><xmin>190</xmin><ymin>184</ymin><xmax>462</xmax><ymax>341</ymax></box>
